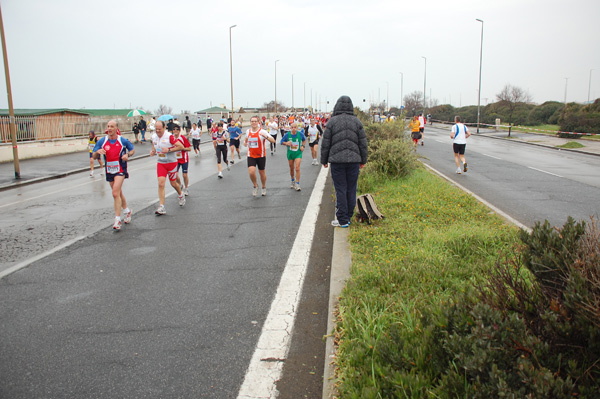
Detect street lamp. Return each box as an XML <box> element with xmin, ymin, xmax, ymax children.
<box><xmin>476</xmin><ymin>18</ymin><xmax>483</xmax><ymax>133</ymax></box>
<box><xmin>304</xmin><ymin>82</ymin><xmax>306</xmax><ymax>113</ymax></box>
<box><xmin>275</xmin><ymin>59</ymin><xmax>280</xmax><ymax>114</ymax></box>
<box><xmin>291</xmin><ymin>73</ymin><xmax>295</xmax><ymax>111</ymax></box>
<box><xmin>386</xmin><ymin>81</ymin><xmax>389</xmax><ymax>113</ymax></box>
<box><xmin>229</xmin><ymin>24</ymin><xmax>236</xmax><ymax>119</ymax></box>
<box><xmin>422</xmin><ymin>56</ymin><xmax>427</xmax><ymax>113</ymax></box>
<box><xmin>588</xmin><ymin>69</ymin><xmax>593</xmax><ymax>104</ymax></box>
<box><xmin>399</xmin><ymin>72</ymin><xmax>403</xmax><ymax>111</ymax></box>
<box><xmin>564</xmin><ymin>77</ymin><xmax>569</xmax><ymax>104</ymax></box>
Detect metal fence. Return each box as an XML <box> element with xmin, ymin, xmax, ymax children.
<box><xmin>0</xmin><ymin>115</ymin><xmax>131</xmax><ymax>143</ymax></box>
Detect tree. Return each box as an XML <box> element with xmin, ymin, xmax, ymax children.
<box><xmin>403</xmin><ymin>91</ymin><xmax>423</xmax><ymax>116</ymax></box>
<box><xmin>262</xmin><ymin>100</ymin><xmax>285</xmax><ymax>112</ymax></box>
<box><xmin>495</xmin><ymin>84</ymin><xmax>532</xmax><ymax>125</ymax></box>
<box><xmin>155</xmin><ymin>104</ymin><xmax>173</xmax><ymax>116</ymax></box>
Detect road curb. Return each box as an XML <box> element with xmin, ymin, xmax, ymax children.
<box><xmin>477</xmin><ymin>132</ymin><xmax>600</xmax><ymax>158</ymax></box>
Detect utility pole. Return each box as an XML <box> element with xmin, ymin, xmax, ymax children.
<box><xmin>275</xmin><ymin>60</ymin><xmax>280</xmax><ymax>114</ymax></box>
<box><xmin>0</xmin><ymin>4</ymin><xmax>19</xmax><ymax>179</ymax></box>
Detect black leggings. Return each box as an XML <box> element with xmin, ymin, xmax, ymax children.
<box><xmin>270</xmin><ymin>134</ymin><xmax>278</xmax><ymax>151</ymax></box>
<box><xmin>215</xmin><ymin>145</ymin><xmax>228</xmax><ymax>163</ymax></box>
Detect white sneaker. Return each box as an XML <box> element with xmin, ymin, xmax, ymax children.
<box><xmin>123</xmin><ymin>209</ymin><xmax>132</xmax><ymax>224</ymax></box>
<box><xmin>155</xmin><ymin>205</ymin><xmax>166</xmax><ymax>215</ymax></box>
<box><xmin>89</xmin><ymin>171</ymin><xmax>93</xmax><ymax>177</ymax></box>
<box><xmin>226</xmin><ymin>162</ymin><xmax>230</xmax><ymax>171</ymax></box>
<box><xmin>178</xmin><ymin>195</ymin><xmax>186</xmax><ymax>206</ymax></box>
<box><xmin>218</xmin><ymin>172</ymin><xmax>223</xmax><ymax>179</ymax></box>
<box><xmin>184</xmin><ymin>188</ymin><xmax>189</xmax><ymax>196</ymax></box>
<box><xmin>252</xmin><ymin>187</ymin><xmax>258</xmax><ymax>197</ymax></box>
<box><xmin>295</xmin><ymin>183</ymin><xmax>301</xmax><ymax>191</ymax></box>
<box><xmin>456</xmin><ymin>167</ymin><xmax>462</xmax><ymax>174</ymax></box>
<box><xmin>261</xmin><ymin>188</ymin><xmax>267</xmax><ymax>196</ymax></box>
<box><xmin>290</xmin><ymin>180</ymin><xmax>296</xmax><ymax>189</ymax></box>
<box><xmin>113</xmin><ymin>218</ymin><xmax>121</xmax><ymax>230</ymax></box>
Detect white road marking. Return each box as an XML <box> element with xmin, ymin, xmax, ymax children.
<box><xmin>237</xmin><ymin>166</ymin><xmax>328</xmax><ymax>399</ymax></box>
<box><xmin>482</xmin><ymin>153</ymin><xmax>502</xmax><ymax>160</ymax></box>
<box><xmin>528</xmin><ymin>166</ymin><xmax>563</xmax><ymax>178</ymax></box>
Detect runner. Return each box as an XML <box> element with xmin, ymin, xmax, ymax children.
<box><xmin>212</xmin><ymin>122</ymin><xmax>230</xmax><ymax>179</ymax></box>
<box><xmin>418</xmin><ymin>112</ymin><xmax>426</xmax><ymax>146</ymax></box>
<box><xmin>451</xmin><ymin>115</ymin><xmax>471</xmax><ymax>174</ymax></box>
<box><xmin>149</xmin><ymin>120</ymin><xmax>186</xmax><ymax>215</ymax></box>
<box><xmin>267</xmin><ymin>116</ymin><xmax>279</xmax><ymax>155</ymax></box>
<box><xmin>409</xmin><ymin>115</ymin><xmax>421</xmax><ymax>151</ymax></box>
<box><xmin>304</xmin><ymin>117</ymin><xmax>323</xmax><ymax>165</ymax></box>
<box><xmin>280</xmin><ymin>122</ymin><xmax>306</xmax><ymax>191</ymax></box>
<box><xmin>190</xmin><ymin>122</ymin><xmax>201</xmax><ymax>157</ymax></box>
<box><xmin>228</xmin><ymin>121</ymin><xmax>243</xmax><ymax>163</ymax></box>
<box><xmin>244</xmin><ymin>115</ymin><xmax>276</xmax><ymax>196</ymax></box>
<box><xmin>172</xmin><ymin>124</ymin><xmax>192</xmax><ymax>195</ymax></box>
<box><xmin>88</xmin><ymin>130</ymin><xmax>104</xmax><ymax>177</ymax></box>
<box><xmin>92</xmin><ymin>120</ymin><xmax>135</xmax><ymax>231</ymax></box>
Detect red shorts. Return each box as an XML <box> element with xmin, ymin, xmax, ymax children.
<box><xmin>157</xmin><ymin>162</ymin><xmax>178</xmax><ymax>181</ymax></box>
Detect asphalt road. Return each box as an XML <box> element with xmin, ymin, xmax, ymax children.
<box><xmin>0</xmin><ymin>139</ymin><xmax>331</xmax><ymax>398</ymax></box>
<box><xmin>418</xmin><ymin>126</ymin><xmax>600</xmax><ymax>228</ymax></box>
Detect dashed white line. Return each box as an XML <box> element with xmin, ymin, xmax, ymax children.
<box><xmin>528</xmin><ymin>166</ymin><xmax>563</xmax><ymax>178</ymax></box>
<box><xmin>482</xmin><ymin>153</ymin><xmax>502</xmax><ymax>160</ymax></box>
<box><xmin>237</xmin><ymin>166</ymin><xmax>328</xmax><ymax>399</ymax></box>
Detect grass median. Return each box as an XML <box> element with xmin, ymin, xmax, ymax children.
<box><xmin>333</xmin><ymin>165</ymin><xmax>520</xmax><ymax>397</ymax></box>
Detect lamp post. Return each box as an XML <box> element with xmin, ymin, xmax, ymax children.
<box><xmin>0</xmin><ymin>4</ymin><xmax>19</xmax><ymax>178</ymax></box>
<box><xmin>304</xmin><ymin>82</ymin><xmax>306</xmax><ymax>113</ymax></box>
<box><xmin>275</xmin><ymin>59</ymin><xmax>279</xmax><ymax>114</ymax></box>
<box><xmin>476</xmin><ymin>18</ymin><xmax>483</xmax><ymax>133</ymax></box>
<box><xmin>386</xmin><ymin>81</ymin><xmax>389</xmax><ymax>113</ymax></box>
<box><xmin>422</xmin><ymin>56</ymin><xmax>427</xmax><ymax>113</ymax></box>
<box><xmin>229</xmin><ymin>24</ymin><xmax>236</xmax><ymax>119</ymax></box>
<box><xmin>564</xmin><ymin>77</ymin><xmax>569</xmax><ymax>104</ymax></box>
<box><xmin>399</xmin><ymin>72</ymin><xmax>403</xmax><ymax>111</ymax></box>
<box><xmin>291</xmin><ymin>73</ymin><xmax>295</xmax><ymax>111</ymax></box>
<box><xmin>588</xmin><ymin>69</ymin><xmax>593</xmax><ymax>104</ymax></box>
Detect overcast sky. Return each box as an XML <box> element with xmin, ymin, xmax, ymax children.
<box><xmin>1</xmin><ymin>0</ymin><xmax>599</xmax><ymax>113</ymax></box>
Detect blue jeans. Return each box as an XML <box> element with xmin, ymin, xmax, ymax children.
<box><xmin>330</xmin><ymin>163</ymin><xmax>360</xmax><ymax>225</ymax></box>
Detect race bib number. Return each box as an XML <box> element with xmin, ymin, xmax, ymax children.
<box><xmin>89</xmin><ymin>144</ymin><xmax>95</xmax><ymax>151</ymax></box>
<box><xmin>176</xmin><ymin>151</ymin><xmax>182</xmax><ymax>159</ymax></box>
<box><xmin>106</xmin><ymin>161</ymin><xmax>120</xmax><ymax>174</ymax></box>
<box><xmin>291</xmin><ymin>142</ymin><xmax>299</xmax><ymax>151</ymax></box>
<box><xmin>249</xmin><ymin>137</ymin><xmax>259</xmax><ymax>148</ymax></box>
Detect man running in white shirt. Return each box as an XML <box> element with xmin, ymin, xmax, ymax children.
<box><xmin>451</xmin><ymin>115</ymin><xmax>471</xmax><ymax>174</ymax></box>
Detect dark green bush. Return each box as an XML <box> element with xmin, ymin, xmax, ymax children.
<box><xmin>527</xmin><ymin>101</ymin><xmax>564</xmax><ymax>125</ymax></box>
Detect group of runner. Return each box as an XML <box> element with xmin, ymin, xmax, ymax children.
<box><xmin>92</xmin><ymin>114</ymin><xmax>329</xmax><ymax>230</ymax></box>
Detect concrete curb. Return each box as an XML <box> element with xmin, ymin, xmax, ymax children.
<box><xmin>322</xmin><ymin>227</ymin><xmax>352</xmax><ymax>399</ymax></box>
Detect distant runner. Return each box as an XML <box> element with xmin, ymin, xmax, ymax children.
<box><xmin>173</xmin><ymin>125</ymin><xmax>192</xmax><ymax>196</ymax></box>
<box><xmin>418</xmin><ymin>112</ymin><xmax>426</xmax><ymax>146</ymax></box>
<box><xmin>451</xmin><ymin>115</ymin><xmax>471</xmax><ymax>174</ymax></box>
<box><xmin>305</xmin><ymin>118</ymin><xmax>323</xmax><ymax>165</ymax></box>
<box><xmin>280</xmin><ymin>122</ymin><xmax>306</xmax><ymax>191</ymax></box>
<box><xmin>228</xmin><ymin>121</ymin><xmax>243</xmax><ymax>163</ymax></box>
<box><xmin>92</xmin><ymin>120</ymin><xmax>135</xmax><ymax>231</ymax></box>
<box><xmin>190</xmin><ymin>123</ymin><xmax>201</xmax><ymax>157</ymax></box>
<box><xmin>267</xmin><ymin>116</ymin><xmax>279</xmax><ymax>155</ymax></box>
<box><xmin>88</xmin><ymin>130</ymin><xmax>104</xmax><ymax>177</ymax></box>
<box><xmin>212</xmin><ymin>122</ymin><xmax>230</xmax><ymax>179</ymax></box>
<box><xmin>244</xmin><ymin>116</ymin><xmax>276</xmax><ymax>196</ymax></box>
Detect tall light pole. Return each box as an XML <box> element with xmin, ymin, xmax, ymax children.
<box><xmin>386</xmin><ymin>81</ymin><xmax>389</xmax><ymax>112</ymax></box>
<box><xmin>588</xmin><ymin>69</ymin><xmax>593</xmax><ymax>104</ymax></box>
<box><xmin>275</xmin><ymin>59</ymin><xmax>280</xmax><ymax>114</ymax></box>
<box><xmin>229</xmin><ymin>24</ymin><xmax>236</xmax><ymax>118</ymax></box>
<box><xmin>0</xmin><ymin>4</ymin><xmax>19</xmax><ymax>178</ymax></box>
<box><xmin>399</xmin><ymin>72</ymin><xmax>403</xmax><ymax>111</ymax></box>
<box><xmin>304</xmin><ymin>82</ymin><xmax>306</xmax><ymax>112</ymax></box>
<box><xmin>291</xmin><ymin>73</ymin><xmax>295</xmax><ymax>110</ymax></box>
<box><xmin>564</xmin><ymin>77</ymin><xmax>569</xmax><ymax>104</ymax></box>
<box><xmin>422</xmin><ymin>56</ymin><xmax>427</xmax><ymax>113</ymax></box>
<box><xmin>476</xmin><ymin>18</ymin><xmax>484</xmax><ymax>133</ymax></box>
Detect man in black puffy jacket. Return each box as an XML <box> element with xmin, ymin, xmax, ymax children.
<box><xmin>320</xmin><ymin>95</ymin><xmax>368</xmax><ymax>228</ymax></box>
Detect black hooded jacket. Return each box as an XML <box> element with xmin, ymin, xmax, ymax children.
<box><xmin>320</xmin><ymin>96</ymin><xmax>368</xmax><ymax>165</ymax></box>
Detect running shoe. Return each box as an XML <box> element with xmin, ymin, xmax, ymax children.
<box><xmin>230</xmin><ymin>160</ymin><xmax>234</xmax><ymax>165</ymax></box>
<box><xmin>226</xmin><ymin>162</ymin><xmax>230</xmax><ymax>171</ymax></box>
<box><xmin>218</xmin><ymin>172</ymin><xmax>223</xmax><ymax>179</ymax></box>
<box><xmin>179</xmin><ymin>195</ymin><xmax>186</xmax><ymax>206</ymax></box>
<box><xmin>89</xmin><ymin>171</ymin><xmax>94</xmax><ymax>177</ymax></box>
<box><xmin>295</xmin><ymin>183</ymin><xmax>301</xmax><ymax>191</ymax></box>
<box><xmin>463</xmin><ymin>162</ymin><xmax>468</xmax><ymax>172</ymax></box>
<box><xmin>261</xmin><ymin>188</ymin><xmax>267</xmax><ymax>196</ymax></box>
<box><xmin>252</xmin><ymin>187</ymin><xmax>258</xmax><ymax>197</ymax></box>
<box><xmin>184</xmin><ymin>188</ymin><xmax>189</xmax><ymax>196</ymax></box>
<box><xmin>290</xmin><ymin>180</ymin><xmax>296</xmax><ymax>189</ymax></box>
<box><xmin>238</xmin><ymin>153</ymin><xmax>241</xmax><ymax>160</ymax></box>
<box><xmin>113</xmin><ymin>218</ymin><xmax>122</xmax><ymax>230</ymax></box>
<box><xmin>155</xmin><ymin>205</ymin><xmax>166</xmax><ymax>215</ymax></box>
<box><xmin>331</xmin><ymin>220</ymin><xmax>349</xmax><ymax>228</ymax></box>
<box><xmin>456</xmin><ymin>167</ymin><xmax>462</xmax><ymax>174</ymax></box>
<box><xmin>421</xmin><ymin>141</ymin><xmax>424</xmax><ymax>146</ymax></box>
<box><xmin>123</xmin><ymin>209</ymin><xmax>132</xmax><ymax>224</ymax></box>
